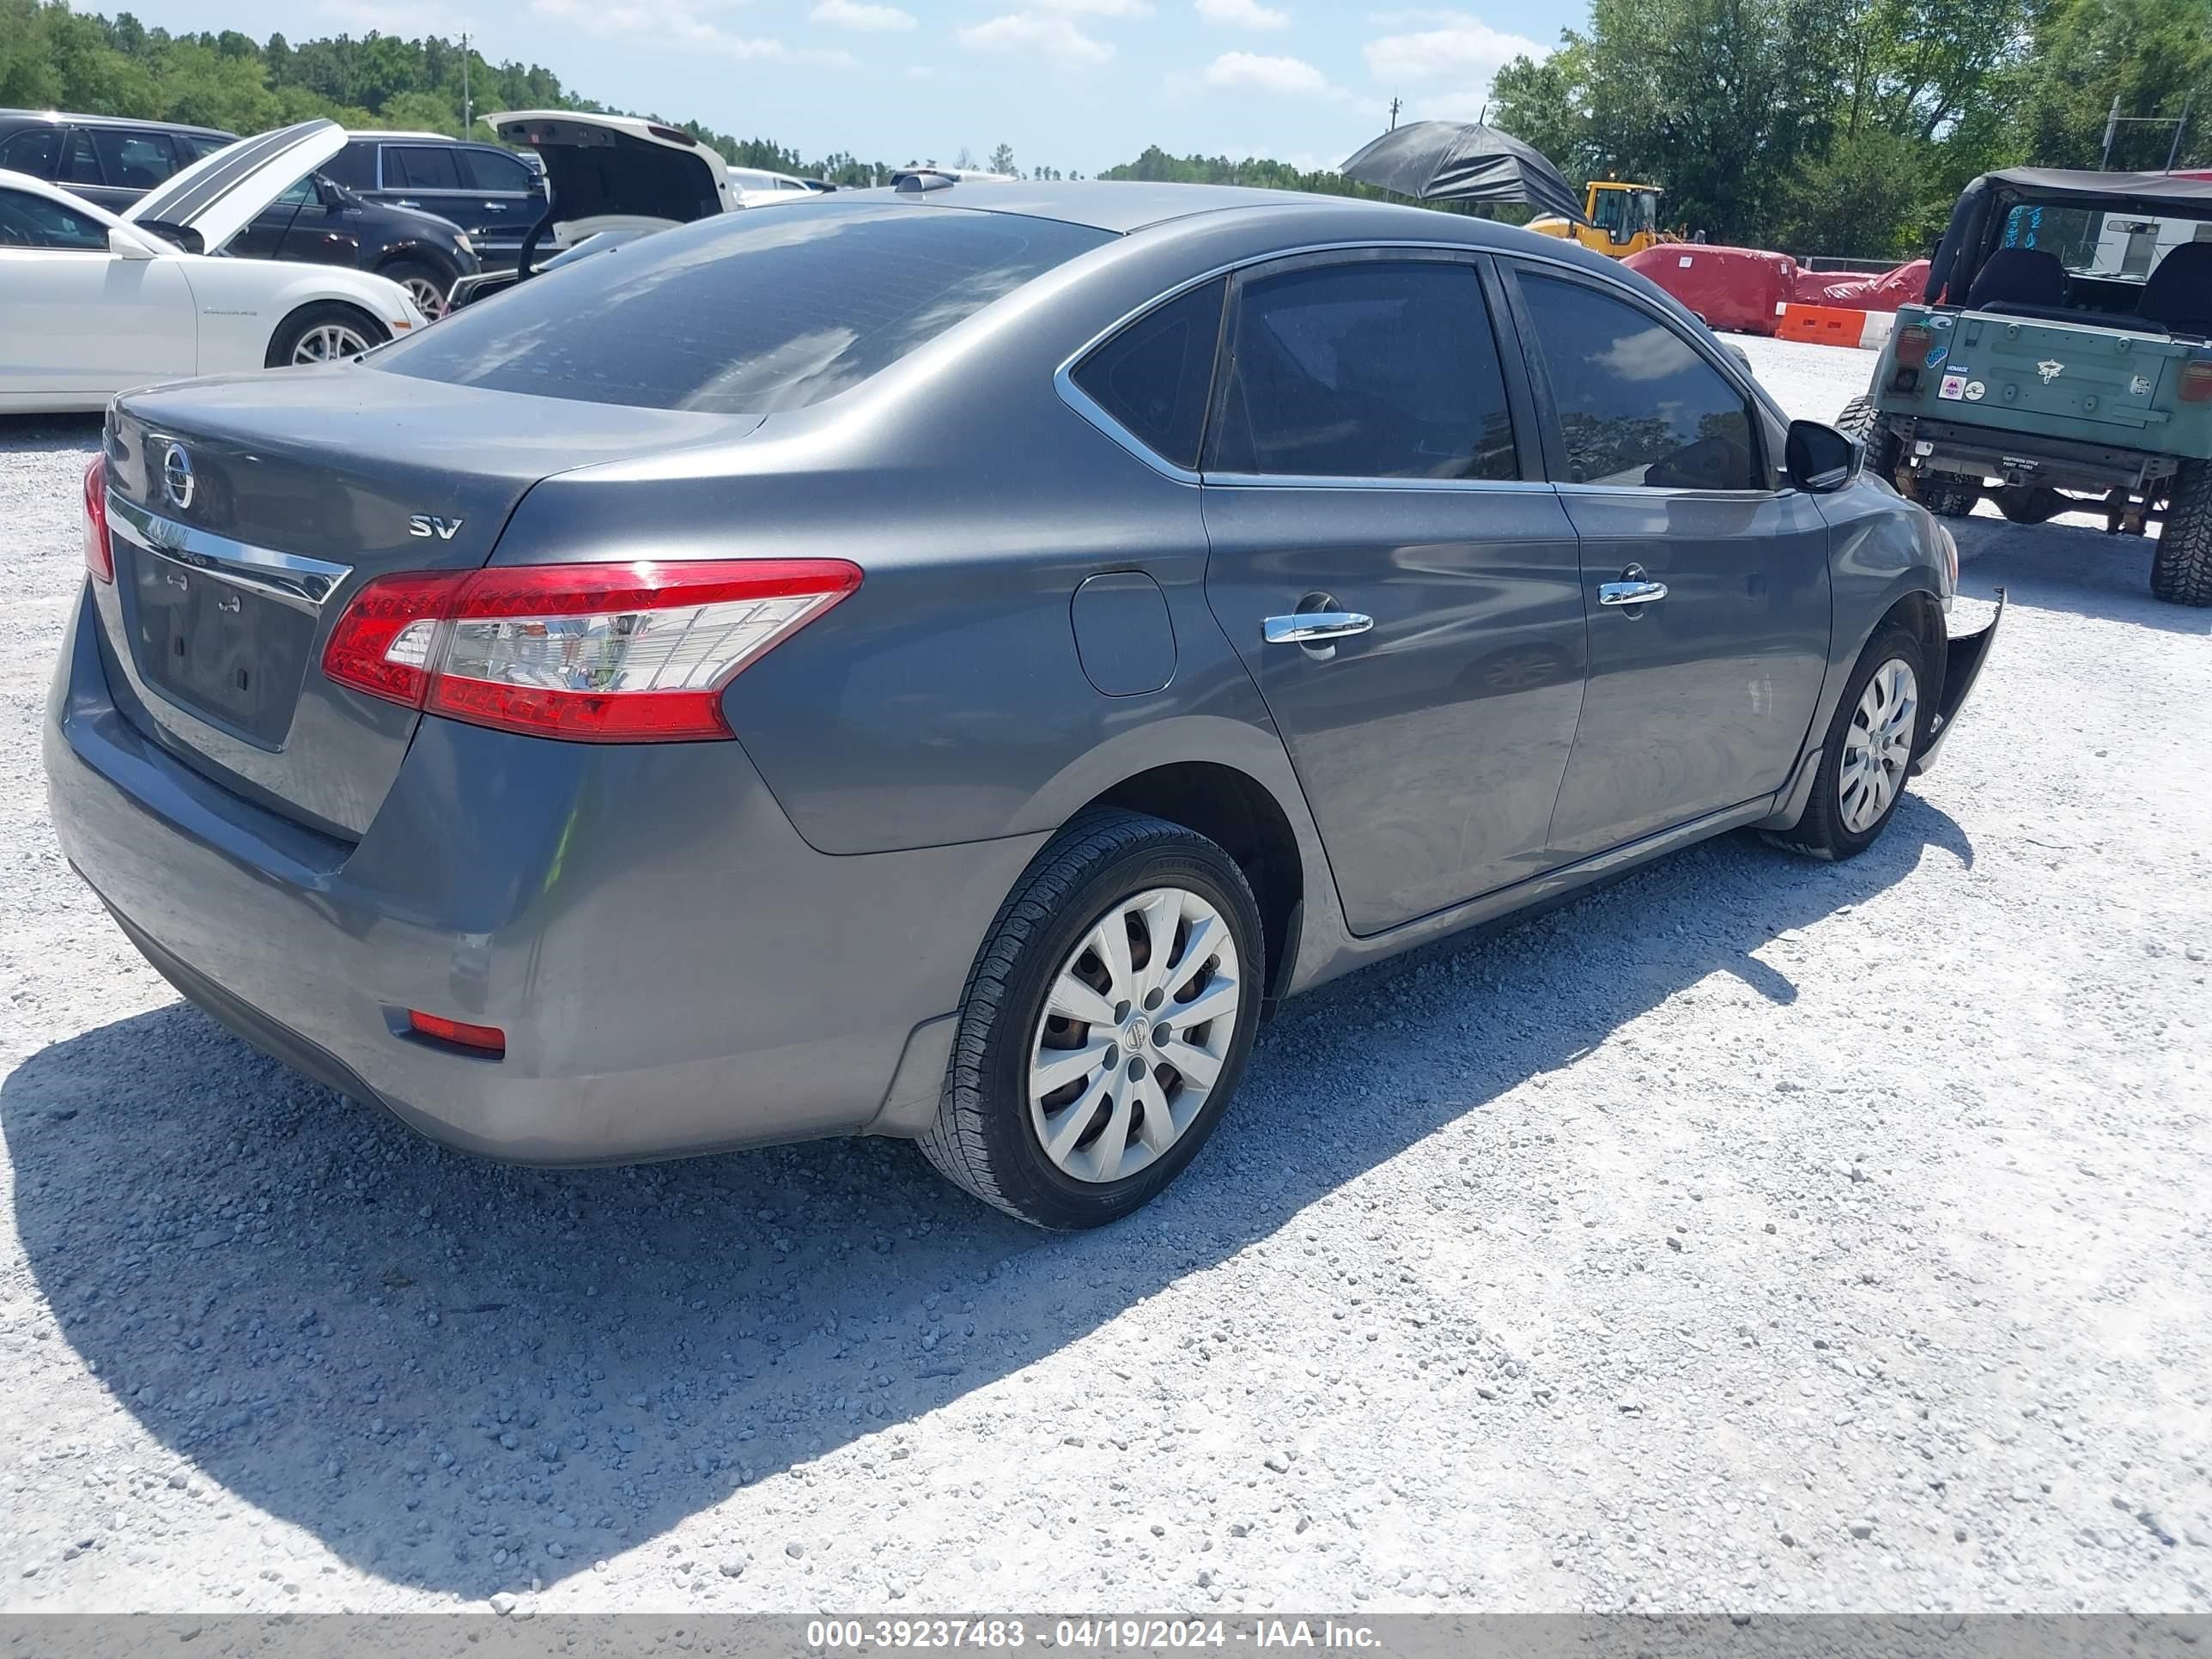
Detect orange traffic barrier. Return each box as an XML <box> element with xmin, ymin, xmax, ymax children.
<box><xmin>1775</xmin><ymin>304</ymin><xmax>1867</xmax><ymax>345</ymax></box>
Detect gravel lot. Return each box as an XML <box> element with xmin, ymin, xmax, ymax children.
<box><xmin>2</xmin><ymin>336</ymin><xmax>2207</xmax><ymax>1617</ymax></box>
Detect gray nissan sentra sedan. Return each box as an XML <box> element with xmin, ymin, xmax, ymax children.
<box><xmin>46</xmin><ymin>180</ymin><xmax>2000</xmax><ymax>1229</ymax></box>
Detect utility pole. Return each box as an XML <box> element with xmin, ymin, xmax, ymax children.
<box><xmin>461</xmin><ymin>32</ymin><xmax>472</xmax><ymax>132</ymax></box>
<box><xmin>1388</xmin><ymin>96</ymin><xmax>1401</xmax><ymax>131</ymax></box>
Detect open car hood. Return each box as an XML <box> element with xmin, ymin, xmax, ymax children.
<box><xmin>489</xmin><ymin>111</ymin><xmax>732</xmax><ymax>229</ymax></box>
<box><xmin>124</xmin><ymin>119</ymin><xmax>347</xmax><ymax>255</ymax></box>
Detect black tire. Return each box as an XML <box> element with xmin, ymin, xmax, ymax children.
<box><xmin>377</xmin><ymin>258</ymin><xmax>453</xmax><ymax>319</ymax></box>
<box><xmin>919</xmin><ymin>810</ymin><xmax>1266</xmax><ymax>1230</ymax></box>
<box><xmin>1918</xmin><ymin>477</ymin><xmax>1980</xmax><ymax>518</ymax></box>
<box><xmin>2150</xmin><ymin>460</ymin><xmax>2212</xmax><ymax>606</ymax></box>
<box><xmin>1835</xmin><ymin>395</ymin><xmax>1900</xmax><ymax>483</ymax></box>
<box><xmin>1768</xmin><ymin>623</ymin><xmax>1930</xmax><ymax>862</ymax></box>
<box><xmin>264</xmin><ymin>302</ymin><xmax>388</xmax><ymax>368</ymax></box>
<box><xmin>1993</xmin><ymin>484</ymin><xmax>2066</xmax><ymax>525</ymax></box>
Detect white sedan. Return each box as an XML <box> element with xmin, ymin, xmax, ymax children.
<box><xmin>0</xmin><ymin>119</ymin><xmax>423</xmax><ymax>414</ymax></box>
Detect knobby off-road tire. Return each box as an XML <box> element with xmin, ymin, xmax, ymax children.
<box><xmin>918</xmin><ymin>809</ymin><xmax>1266</xmax><ymax>1230</ymax></box>
<box><xmin>1835</xmin><ymin>395</ymin><xmax>1901</xmax><ymax>484</ymax></box>
<box><xmin>2150</xmin><ymin>460</ymin><xmax>2212</xmax><ymax>606</ymax></box>
<box><xmin>1768</xmin><ymin>623</ymin><xmax>1930</xmax><ymax>862</ymax></box>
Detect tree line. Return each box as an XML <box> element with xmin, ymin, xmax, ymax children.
<box><xmin>3</xmin><ymin>0</ymin><xmax>2205</xmax><ymax>257</ymax></box>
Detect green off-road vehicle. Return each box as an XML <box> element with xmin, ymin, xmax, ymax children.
<box><xmin>1838</xmin><ymin>167</ymin><xmax>2212</xmax><ymax>605</ymax></box>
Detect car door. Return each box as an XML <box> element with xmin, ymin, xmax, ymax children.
<box><xmin>84</xmin><ymin>127</ymin><xmax>186</xmax><ymax>210</ymax></box>
<box><xmin>0</xmin><ymin>186</ymin><xmax>196</xmax><ymax>400</ymax></box>
<box><xmin>234</xmin><ymin>178</ymin><xmax>357</xmax><ymax>269</ymax></box>
<box><xmin>1502</xmin><ymin>260</ymin><xmax>1832</xmax><ymax>859</ymax></box>
<box><xmin>1196</xmin><ymin>250</ymin><xmax>1589</xmax><ymax>935</ymax></box>
<box><xmin>379</xmin><ymin>143</ymin><xmax>477</xmax><ymax>234</ymax></box>
<box><xmin>455</xmin><ymin>145</ymin><xmax>542</xmax><ymax>265</ymax></box>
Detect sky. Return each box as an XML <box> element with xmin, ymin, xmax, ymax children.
<box><xmin>109</xmin><ymin>0</ymin><xmax>1575</xmax><ymax>175</ymax></box>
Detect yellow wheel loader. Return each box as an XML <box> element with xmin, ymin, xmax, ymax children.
<box><xmin>1529</xmin><ymin>179</ymin><xmax>1676</xmax><ymax>258</ymax></box>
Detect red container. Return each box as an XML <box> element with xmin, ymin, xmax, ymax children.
<box><xmin>1790</xmin><ymin>258</ymin><xmax>1931</xmax><ymax>313</ymax></box>
<box><xmin>1622</xmin><ymin>244</ymin><xmax>1799</xmax><ymax>337</ymax></box>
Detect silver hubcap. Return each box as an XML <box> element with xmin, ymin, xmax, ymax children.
<box><xmin>1028</xmin><ymin>887</ymin><xmax>1242</xmax><ymax>1185</ymax></box>
<box><xmin>290</xmin><ymin>322</ymin><xmax>371</xmax><ymax>364</ymax></box>
<box><xmin>401</xmin><ymin>277</ymin><xmax>447</xmax><ymax>319</ymax></box>
<box><xmin>1839</xmin><ymin>658</ymin><xmax>1917</xmax><ymax>834</ymax></box>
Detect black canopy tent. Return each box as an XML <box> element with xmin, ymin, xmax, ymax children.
<box><xmin>1926</xmin><ymin>167</ymin><xmax>2212</xmax><ymax>303</ymax></box>
<box><xmin>1339</xmin><ymin>120</ymin><xmax>1588</xmax><ymax>225</ymax></box>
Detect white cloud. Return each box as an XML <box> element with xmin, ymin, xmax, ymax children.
<box><xmin>1035</xmin><ymin>0</ymin><xmax>1153</xmax><ymax>13</ymax></box>
<box><xmin>1363</xmin><ymin>11</ymin><xmax>1545</xmax><ymax>86</ymax></box>
<box><xmin>1195</xmin><ymin>0</ymin><xmax>1289</xmax><ymax>26</ymax></box>
<box><xmin>811</xmin><ymin>0</ymin><xmax>916</xmax><ymax>28</ymax></box>
<box><xmin>1203</xmin><ymin>51</ymin><xmax>1334</xmax><ymax>94</ymax></box>
<box><xmin>529</xmin><ymin>0</ymin><xmax>856</xmax><ymax>64</ymax></box>
<box><xmin>957</xmin><ymin>10</ymin><xmax>1117</xmax><ymax>62</ymax></box>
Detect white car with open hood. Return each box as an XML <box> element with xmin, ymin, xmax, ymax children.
<box><xmin>0</xmin><ymin>118</ymin><xmax>424</xmax><ymax>414</ymax></box>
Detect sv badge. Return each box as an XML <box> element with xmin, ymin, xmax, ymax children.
<box><xmin>408</xmin><ymin>514</ymin><xmax>464</xmax><ymax>541</ymax></box>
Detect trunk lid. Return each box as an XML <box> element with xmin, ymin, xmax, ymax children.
<box><xmin>124</xmin><ymin>118</ymin><xmax>347</xmax><ymax>255</ymax></box>
<box><xmin>489</xmin><ymin>111</ymin><xmax>734</xmax><ymax>238</ymax></box>
<box><xmin>1943</xmin><ymin>307</ymin><xmax>2193</xmax><ymax>437</ymax></box>
<box><xmin>101</xmin><ymin>368</ymin><xmax>756</xmax><ymax>839</ymax></box>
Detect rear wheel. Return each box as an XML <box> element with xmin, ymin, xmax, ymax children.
<box><xmin>1835</xmin><ymin>395</ymin><xmax>1900</xmax><ymax>483</ymax></box>
<box><xmin>265</xmin><ymin>302</ymin><xmax>386</xmax><ymax>368</ymax></box>
<box><xmin>1918</xmin><ymin>477</ymin><xmax>1980</xmax><ymax>518</ymax></box>
<box><xmin>2150</xmin><ymin>460</ymin><xmax>2212</xmax><ymax>606</ymax></box>
<box><xmin>1768</xmin><ymin>624</ymin><xmax>1929</xmax><ymax>862</ymax></box>
<box><xmin>919</xmin><ymin>810</ymin><xmax>1264</xmax><ymax>1230</ymax></box>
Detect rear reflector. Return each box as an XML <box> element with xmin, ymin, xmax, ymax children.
<box><xmin>82</xmin><ymin>456</ymin><xmax>113</xmax><ymax>584</ymax></box>
<box><xmin>1894</xmin><ymin>325</ymin><xmax>1933</xmax><ymax>368</ymax></box>
<box><xmin>407</xmin><ymin>1010</ymin><xmax>507</xmax><ymax>1056</ymax></box>
<box><xmin>323</xmin><ymin>559</ymin><xmax>862</xmax><ymax>742</ymax></box>
<box><xmin>2181</xmin><ymin>361</ymin><xmax>2212</xmax><ymax>404</ymax></box>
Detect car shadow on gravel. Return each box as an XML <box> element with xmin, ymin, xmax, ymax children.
<box><xmin>1951</xmin><ymin>512</ymin><xmax>2212</xmax><ymax>636</ymax></box>
<box><xmin>3</xmin><ymin>797</ymin><xmax>1969</xmax><ymax>1599</ymax></box>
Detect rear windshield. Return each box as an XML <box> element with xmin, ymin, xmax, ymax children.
<box><xmin>373</xmin><ymin>201</ymin><xmax>1114</xmax><ymax>413</ymax></box>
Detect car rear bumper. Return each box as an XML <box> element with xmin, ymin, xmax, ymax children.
<box><xmin>45</xmin><ymin>588</ymin><xmax>1040</xmax><ymax>1164</ymax></box>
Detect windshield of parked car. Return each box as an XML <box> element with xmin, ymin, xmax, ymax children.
<box><xmin>2001</xmin><ymin>202</ymin><xmax>2212</xmax><ymax>284</ymax></box>
<box><xmin>372</xmin><ymin>200</ymin><xmax>1115</xmax><ymax>413</ymax></box>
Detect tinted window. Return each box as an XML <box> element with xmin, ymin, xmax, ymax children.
<box><xmin>1211</xmin><ymin>261</ymin><xmax>1518</xmax><ymax>480</ymax></box>
<box><xmin>89</xmin><ymin>128</ymin><xmax>179</xmax><ymax>190</ymax></box>
<box><xmin>459</xmin><ymin>147</ymin><xmax>534</xmax><ymax>192</ymax></box>
<box><xmin>59</xmin><ymin>131</ymin><xmax>102</xmax><ymax>186</ymax></box>
<box><xmin>0</xmin><ymin>186</ymin><xmax>110</xmax><ymax>250</ymax></box>
<box><xmin>0</xmin><ymin>128</ymin><xmax>62</xmax><ymax>179</ymax></box>
<box><xmin>389</xmin><ymin>145</ymin><xmax>463</xmax><ymax>190</ymax></box>
<box><xmin>324</xmin><ymin>142</ymin><xmax>375</xmax><ymax>190</ymax></box>
<box><xmin>1071</xmin><ymin>278</ymin><xmax>1224</xmax><ymax>471</ymax></box>
<box><xmin>1519</xmin><ymin>273</ymin><xmax>1761</xmax><ymax>490</ymax></box>
<box><xmin>184</xmin><ymin>133</ymin><xmax>233</xmax><ymax>161</ymax></box>
<box><xmin>375</xmin><ymin>201</ymin><xmax>1112</xmax><ymax>413</ymax></box>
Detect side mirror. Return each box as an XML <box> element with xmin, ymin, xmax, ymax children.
<box><xmin>125</xmin><ymin>219</ymin><xmax>203</xmax><ymax>254</ymax></box>
<box><xmin>1786</xmin><ymin>418</ymin><xmax>1860</xmax><ymax>493</ymax></box>
<box><xmin>108</xmin><ymin>225</ymin><xmax>156</xmax><ymax>260</ymax></box>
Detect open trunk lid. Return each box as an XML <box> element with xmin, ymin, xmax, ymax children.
<box><xmin>100</xmin><ymin>368</ymin><xmax>756</xmax><ymax>840</ymax></box>
<box><xmin>489</xmin><ymin>111</ymin><xmax>733</xmax><ymax>236</ymax></box>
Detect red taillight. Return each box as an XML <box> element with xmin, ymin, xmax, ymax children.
<box><xmin>1894</xmin><ymin>325</ymin><xmax>1933</xmax><ymax>368</ymax></box>
<box><xmin>2180</xmin><ymin>361</ymin><xmax>2212</xmax><ymax>404</ymax></box>
<box><xmin>322</xmin><ymin>559</ymin><xmax>862</xmax><ymax>742</ymax></box>
<box><xmin>406</xmin><ymin>1010</ymin><xmax>506</xmax><ymax>1056</ymax></box>
<box><xmin>82</xmin><ymin>455</ymin><xmax>113</xmax><ymax>584</ymax></box>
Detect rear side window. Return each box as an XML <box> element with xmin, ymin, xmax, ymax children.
<box><xmin>323</xmin><ymin>142</ymin><xmax>375</xmax><ymax>190</ymax></box>
<box><xmin>1071</xmin><ymin>278</ymin><xmax>1225</xmax><ymax>471</ymax></box>
<box><xmin>60</xmin><ymin>131</ymin><xmax>102</xmax><ymax>187</ymax></box>
<box><xmin>459</xmin><ymin>148</ymin><xmax>534</xmax><ymax>192</ymax></box>
<box><xmin>375</xmin><ymin>202</ymin><xmax>1114</xmax><ymax>414</ymax></box>
<box><xmin>1210</xmin><ymin>260</ymin><xmax>1519</xmax><ymax>480</ymax></box>
<box><xmin>1517</xmin><ymin>273</ymin><xmax>1761</xmax><ymax>491</ymax></box>
<box><xmin>89</xmin><ymin>128</ymin><xmax>179</xmax><ymax>190</ymax></box>
<box><xmin>0</xmin><ymin>128</ymin><xmax>63</xmax><ymax>179</ymax></box>
<box><xmin>388</xmin><ymin>146</ymin><xmax>463</xmax><ymax>190</ymax></box>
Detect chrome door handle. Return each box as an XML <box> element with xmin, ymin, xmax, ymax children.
<box><xmin>483</xmin><ymin>201</ymin><xmax>506</xmax><ymax>210</ymax></box>
<box><xmin>1264</xmin><ymin>611</ymin><xmax>1373</xmax><ymax>645</ymax></box>
<box><xmin>1599</xmin><ymin>580</ymin><xmax>1668</xmax><ymax>606</ymax></box>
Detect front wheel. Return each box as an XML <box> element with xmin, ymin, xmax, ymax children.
<box><xmin>265</xmin><ymin>302</ymin><xmax>386</xmax><ymax>368</ymax></box>
<box><xmin>377</xmin><ymin>258</ymin><xmax>453</xmax><ymax>320</ymax></box>
<box><xmin>1768</xmin><ymin>624</ymin><xmax>1929</xmax><ymax>861</ymax></box>
<box><xmin>2150</xmin><ymin>460</ymin><xmax>2212</xmax><ymax>606</ymax></box>
<box><xmin>919</xmin><ymin>810</ymin><xmax>1265</xmax><ymax>1229</ymax></box>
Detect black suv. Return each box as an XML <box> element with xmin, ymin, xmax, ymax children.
<box><xmin>0</xmin><ymin>110</ymin><xmax>481</xmax><ymax>313</ymax></box>
<box><xmin>0</xmin><ymin>110</ymin><xmax>230</xmax><ymax>216</ymax></box>
<box><xmin>325</xmin><ymin>133</ymin><xmax>545</xmax><ymax>269</ymax></box>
